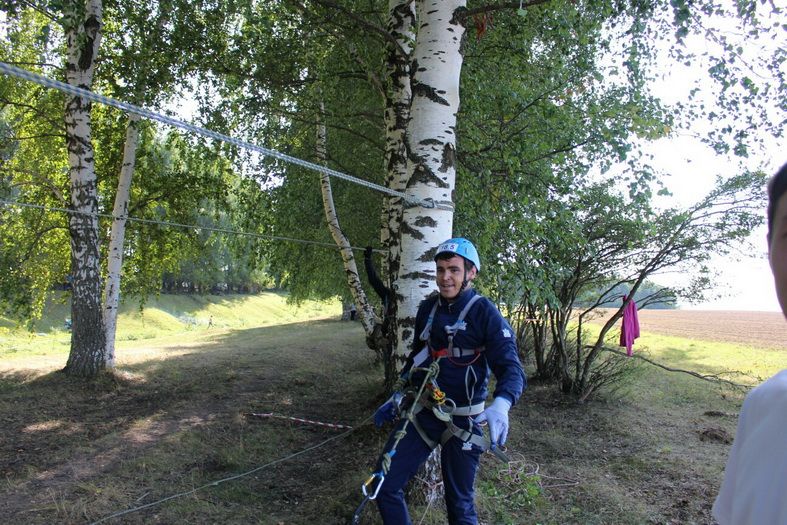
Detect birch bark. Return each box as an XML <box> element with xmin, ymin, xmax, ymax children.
<box><xmin>317</xmin><ymin>102</ymin><xmax>376</xmax><ymax>335</ymax></box>
<box><xmin>62</xmin><ymin>0</ymin><xmax>106</xmax><ymax>378</ymax></box>
<box><xmin>381</xmin><ymin>0</ymin><xmax>415</xmax><ymax>267</ymax></box>
<box><xmin>103</xmin><ymin>114</ymin><xmax>140</xmax><ymax>368</ymax></box>
<box><xmin>395</xmin><ymin>0</ymin><xmax>466</xmax><ymax>361</ymax></box>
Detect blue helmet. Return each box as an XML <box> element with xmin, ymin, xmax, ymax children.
<box><xmin>434</xmin><ymin>238</ymin><xmax>481</xmax><ymax>272</ymax></box>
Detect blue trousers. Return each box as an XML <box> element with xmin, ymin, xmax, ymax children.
<box><xmin>375</xmin><ymin>411</ymin><xmax>483</xmax><ymax>525</ymax></box>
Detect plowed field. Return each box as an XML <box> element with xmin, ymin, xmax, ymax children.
<box><xmin>593</xmin><ymin>309</ymin><xmax>787</xmax><ymax>350</ymax></box>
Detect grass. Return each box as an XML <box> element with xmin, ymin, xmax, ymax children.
<box><xmin>0</xmin><ymin>291</ymin><xmax>340</xmax><ymax>367</ymax></box>
<box><xmin>0</xmin><ymin>297</ymin><xmax>784</xmax><ymax>524</ymax></box>
<box><xmin>636</xmin><ymin>333</ymin><xmax>784</xmax><ymax>382</ymax></box>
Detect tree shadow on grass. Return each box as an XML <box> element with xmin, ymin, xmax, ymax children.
<box><xmin>0</xmin><ymin>318</ymin><xmax>383</xmax><ymax>524</ymax></box>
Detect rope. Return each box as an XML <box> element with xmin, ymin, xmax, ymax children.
<box><xmin>380</xmin><ymin>360</ymin><xmax>442</xmax><ymax>474</ymax></box>
<box><xmin>246</xmin><ymin>412</ymin><xmax>354</xmax><ymax>430</ymax></box>
<box><xmin>88</xmin><ymin>414</ymin><xmax>372</xmax><ymax>524</ymax></box>
<box><xmin>351</xmin><ymin>360</ymin><xmax>443</xmax><ymax>523</ymax></box>
<box><xmin>361</xmin><ymin>361</ymin><xmax>442</xmax><ymax>488</ymax></box>
<box><xmin>0</xmin><ymin>198</ymin><xmax>384</xmax><ymax>253</ymax></box>
<box><xmin>0</xmin><ymin>62</ymin><xmax>453</xmax><ymax>212</ymax></box>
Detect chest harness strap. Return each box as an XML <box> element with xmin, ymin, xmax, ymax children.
<box><xmin>405</xmin><ymin>294</ymin><xmax>508</xmax><ymax>461</ymax></box>
<box><xmin>411</xmin><ymin>294</ymin><xmax>484</xmax><ymax>367</ymax></box>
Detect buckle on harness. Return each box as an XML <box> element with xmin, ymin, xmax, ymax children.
<box><xmin>430</xmin><ymin>346</ymin><xmax>484</xmax><ymax>361</ymax></box>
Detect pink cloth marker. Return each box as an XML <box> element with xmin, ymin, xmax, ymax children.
<box><xmin>619</xmin><ymin>295</ymin><xmax>640</xmax><ymax>356</ymax></box>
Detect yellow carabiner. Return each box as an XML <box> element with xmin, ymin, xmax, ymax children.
<box><xmin>428</xmin><ymin>382</ymin><xmax>446</xmax><ymax>405</ymax></box>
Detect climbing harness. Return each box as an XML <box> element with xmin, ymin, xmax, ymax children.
<box><xmin>350</xmin><ymin>293</ymin><xmax>510</xmax><ymax>524</ymax></box>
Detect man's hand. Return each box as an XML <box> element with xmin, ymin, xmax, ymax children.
<box><xmin>374</xmin><ymin>391</ymin><xmax>404</xmax><ymax>427</ymax></box>
<box><xmin>475</xmin><ymin>397</ymin><xmax>511</xmax><ymax>449</ymax></box>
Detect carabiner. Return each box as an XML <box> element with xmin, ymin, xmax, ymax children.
<box><xmin>361</xmin><ymin>471</ymin><xmax>385</xmax><ymax>500</ymax></box>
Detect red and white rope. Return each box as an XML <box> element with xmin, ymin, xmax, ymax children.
<box><xmin>247</xmin><ymin>412</ymin><xmax>353</xmax><ymax>430</ymax></box>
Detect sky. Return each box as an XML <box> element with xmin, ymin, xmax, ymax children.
<box><xmin>643</xmin><ymin>137</ymin><xmax>779</xmax><ymax>312</ymax></box>
<box><xmin>620</xmin><ymin>10</ymin><xmax>784</xmax><ymax>312</ymax></box>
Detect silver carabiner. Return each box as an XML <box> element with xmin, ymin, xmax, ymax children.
<box><xmin>432</xmin><ymin>397</ymin><xmax>456</xmax><ymax>422</ymax></box>
<box><xmin>361</xmin><ymin>472</ymin><xmax>385</xmax><ymax>500</ymax></box>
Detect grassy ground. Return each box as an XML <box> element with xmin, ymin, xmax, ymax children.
<box><xmin>0</xmin><ymin>291</ymin><xmax>336</xmax><ymax>367</ymax></box>
<box><xmin>0</xmin><ymin>297</ymin><xmax>784</xmax><ymax>524</ymax></box>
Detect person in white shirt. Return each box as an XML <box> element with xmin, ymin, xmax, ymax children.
<box><xmin>712</xmin><ymin>162</ymin><xmax>787</xmax><ymax>525</ymax></box>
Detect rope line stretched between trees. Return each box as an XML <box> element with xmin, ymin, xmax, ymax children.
<box><xmin>0</xmin><ymin>62</ymin><xmax>454</xmax><ymax>212</ymax></box>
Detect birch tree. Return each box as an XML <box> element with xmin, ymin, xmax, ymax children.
<box><xmin>62</xmin><ymin>0</ymin><xmax>106</xmax><ymax>378</ymax></box>
<box><xmin>394</xmin><ymin>0</ymin><xmax>466</xmax><ymax>357</ymax></box>
<box><xmin>197</xmin><ymin>0</ymin><xmax>783</xmax><ymax>388</ymax></box>
<box><xmin>100</xmin><ymin>0</ymin><xmax>206</xmax><ymax>367</ymax></box>
<box><xmin>316</xmin><ymin>100</ymin><xmax>376</xmax><ymax>335</ymax></box>
<box><xmin>102</xmin><ymin>113</ymin><xmax>138</xmax><ymax>368</ymax></box>
<box><xmin>379</xmin><ymin>1</ymin><xmax>415</xmax><ymax>263</ymax></box>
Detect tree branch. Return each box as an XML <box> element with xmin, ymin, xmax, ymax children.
<box><xmin>463</xmin><ymin>0</ymin><xmax>552</xmax><ymax>19</ymax></box>
<box><xmin>601</xmin><ymin>346</ymin><xmax>751</xmax><ymax>389</ymax></box>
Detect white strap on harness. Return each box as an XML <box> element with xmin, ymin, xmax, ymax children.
<box><xmin>419</xmin><ymin>294</ymin><xmax>481</xmax><ymax>349</ymax></box>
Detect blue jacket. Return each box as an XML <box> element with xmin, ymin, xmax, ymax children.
<box><xmin>403</xmin><ymin>289</ymin><xmax>526</xmax><ymax>408</ymax></box>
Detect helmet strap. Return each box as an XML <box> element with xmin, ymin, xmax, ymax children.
<box><xmin>457</xmin><ymin>267</ymin><xmax>469</xmax><ymax>296</ymax></box>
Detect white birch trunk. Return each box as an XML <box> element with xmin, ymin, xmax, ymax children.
<box><xmin>63</xmin><ymin>0</ymin><xmax>106</xmax><ymax>378</ymax></box>
<box><xmin>103</xmin><ymin>114</ymin><xmax>140</xmax><ymax>368</ymax></box>
<box><xmin>395</xmin><ymin>0</ymin><xmax>466</xmax><ymax>360</ymax></box>
<box><xmin>316</xmin><ymin>102</ymin><xmax>376</xmax><ymax>335</ymax></box>
<box><xmin>381</xmin><ymin>0</ymin><xmax>415</xmax><ymax>265</ymax></box>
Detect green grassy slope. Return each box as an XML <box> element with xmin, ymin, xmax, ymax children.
<box><xmin>0</xmin><ymin>292</ymin><xmax>341</xmax><ymax>362</ymax></box>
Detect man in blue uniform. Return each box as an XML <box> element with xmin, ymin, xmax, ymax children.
<box><xmin>373</xmin><ymin>238</ymin><xmax>526</xmax><ymax>525</ymax></box>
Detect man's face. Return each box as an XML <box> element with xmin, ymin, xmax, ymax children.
<box><xmin>770</xmin><ymin>191</ymin><xmax>787</xmax><ymax>318</ymax></box>
<box><xmin>436</xmin><ymin>255</ymin><xmax>476</xmax><ymax>300</ymax></box>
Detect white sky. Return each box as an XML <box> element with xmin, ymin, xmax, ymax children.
<box><xmin>622</xmin><ymin>9</ymin><xmax>785</xmax><ymax>312</ymax></box>
<box><xmin>643</xmin><ymin>137</ymin><xmax>779</xmax><ymax>312</ymax></box>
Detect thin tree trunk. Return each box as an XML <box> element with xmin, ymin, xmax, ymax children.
<box><xmin>103</xmin><ymin>113</ymin><xmax>140</xmax><ymax>368</ymax></box>
<box><xmin>63</xmin><ymin>0</ymin><xmax>106</xmax><ymax>378</ymax></box>
<box><xmin>316</xmin><ymin>101</ymin><xmax>376</xmax><ymax>336</ymax></box>
<box><xmin>579</xmin><ymin>280</ymin><xmax>644</xmax><ymax>395</ymax></box>
<box><xmin>395</xmin><ymin>0</ymin><xmax>467</xmax><ymax>359</ymax></box>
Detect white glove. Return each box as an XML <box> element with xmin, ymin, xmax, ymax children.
<box><xmin>476</xmin><ymin>397</ymin><xmax>511</xmax><ymax>449</ymax></box>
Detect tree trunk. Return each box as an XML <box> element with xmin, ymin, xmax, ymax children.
<box><xmin>392</xmin><ymin>0</ymin><xmax>467</xmax><ymax>509</ymax></box>
<box><xmin>63</xmin><ymin>0</ymin><xmax>106</xmax><ymax>379</ymax></box>
<box><xmin>316</xmin><ymin>101</ymin><xmax>377</xmax><ymax>336</ymax></box>
<box><xmin>103</xmin><ymin>113</ymin><xmax>140</xmax><ymax>368</ymax></box>
<box><xmin>381</xmin><ymin>0</ymin><xmax>415</xmax><ymax>284</ymax></box>
<box><xmin>550</xmin><ymin>308</ymin><xmax>572</xmax><ymax>392</ymax></box>
<box><xmin>395</xmin><ymin>0</ymin><xmax>466</xmax><ymax>360</ymax></box>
